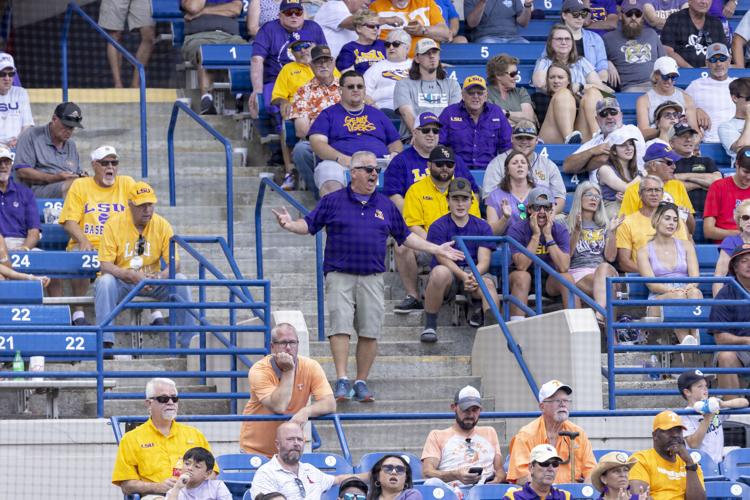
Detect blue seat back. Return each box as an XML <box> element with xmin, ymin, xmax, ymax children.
<box><xmin>688</xmin><ymin>449</ymin><xmax>723</xmax><ymax>479</ymax></box>
<box><xmin>217</xmin><ymin>453</ymin><xmax>268</xmax><ymax>500</ymax></box>
<box><xmin>355</xmin><ymin>452</ymin><xmax>423</xmax><ymax>479</ymax></box>
<box><xmin>705</xmin><ymin>481</ymin><xmax>749</xmax><ymax>499</ymax></box>
<box><xmin>300</xmin><ymin>453</ymin><xmax>353</xmax><ymax>475</ymax></box>
<box><xmin>9</xmin><ymin>250</ymin><xmax>100</xmax><ymax>279</ymax></box>
<box><xmin>414</xmin><ymin>483</ymin><xmax>458</xmax><ymax>500</ymax></box>
<box><xmin>465</xmin><ymin>483</ymin><xmax>522</xmax><ymax>499</ymax></box>
<box><xmin>0</xmin><ymin>281</ymin><xmax>43</xmax><ymax>304</ymax></box>
<box><xmin>0</xmin><ymin>305</ymin><xmax>70</xmax><ymax>325</ymax></box>
<box><xmin>555</xmin><ymin>483</ymin><xmax>597</xmax><ymax>499</ymax></box>
<box><xmin>200</xmin><ymin>44</ymin><xmax>253</xmax><ymax>68</ymax></box>
<box><xmin>440</xmin><ymin>43</ymin><xmax>544</xmax><ymax>64</ymax></box>
<box><xmin>720</xmin><ymin>448</ymin><xmax>750</xmax><ymax>482</ymax></box>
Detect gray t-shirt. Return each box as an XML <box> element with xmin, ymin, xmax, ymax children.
<box><xmin>464</xmin><ymin>0</ymin><xmax>524</xmax><ymax>40</ymax></box>
<box><xmin>570</xmin><ymin>220</ymin><xmax>607</xmax><ymax>270</ymax></box>
<box><xmin>393</xmin><ymin>77</ymin><xmax>462</xmax><ymax>139</ymax></box>
<box><xmin>13</xmin><ymin>123</ymin><xmax>80</xmax><ymax>180</ymax></box>
<box><xmin>603</xmin><ymin>26</ymin><xmax>665</xmax><ymax>90</ymax></box>
<box><xmin>718</xmin><ymin>117</ymin><xmax>744</xmax><ymax>163</ymax></box>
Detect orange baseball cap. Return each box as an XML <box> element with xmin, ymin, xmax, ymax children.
<box><xmin>652</xmin><ymin>410</ymin><xmax>686</xmax><ymax>431</ymax></box>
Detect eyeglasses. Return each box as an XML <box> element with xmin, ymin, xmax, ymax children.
<box><xmin>544</xmin><ymin>397</ymin><xmax>572</xmax><ymax>405</ymax></box>
<box><xmin>598</xmin><ymin>108</ymin><xmax>619</xmax><ymax>118</ymax></box>
<box><xmin>291</xmin><ymin>42</ymin><xmax>312</xmax><ymax>51</ymax></box>
<box><xmin>353</xmin><ymin>166</ymin><xmax>381</xmax><ymax>174</ymax></box>
<box><xmin>659</xmin><ymin>111</ymin><xmax>681</xmax><ymax>120</ymax></box>
<box><xmin>0</xmin><ymin>71</ymin><xmax>15</xmax><ymax>78</ymax></box>
<box><xmin>565</xmin><ymin>10</ymin><xmax>589</xmax><ymax>18</ymax></box>
<box><xmin>136</xmin><ymin>234</ymin><xmax>145</xmax><ymax>256</ymax></box>
<box><xmin>624</xmin><ymin>10</ymin><xmax>642</xmax><ymax>17</ymax></box>
<box><xmin>362</xmin><ymin>23</ymin><xmax>379</xmax><ymax>30</ymax></box>
<box><xmin>97</xmin><ymin>160</ymin><xmax>119</xmax><ymax>166</ymax></box>
<box><xmin>656</xmin><ymin>159</ymin><xmax>675</xmax><ymax>167</ymax></box>
<box><xmin>419</xmin><ymin>127</ymin><xmax>440</xmax><ymax>135</ymax></box>
<box><xmin>536</xmin><ymin>460</ymin><xmax>561</xmax><ymax>468</ymax></box>
<box><xmin>294</xmin><ymin>478</ymin><xmax>306</xmax><ymax>498</ymax></box>
<box><xmin>384</xmin><ymin>41</ymin><xmax>404</xmax><ymax>48</ymax></box>
<box><xmin>283</xmin><ymin>9</ymin><xmax>304</xmax><ymax>16</ymax></box>
<box><xmin>659</xmin><ymin>73</ymin><xmax>679</xmax><ymax>82</ymax></box>
<box><xmin>151</xmin><ymin>395</ymin><xmax>179</xmax><ymax>404</ymax></box>
<box><xmin>708</xmin><ymin>55</ymin><xmax>729</xmax><ymax>63</ymax></box>
<box><xmin>583</xmin><ymin>192</ymin><xmax>601</xmax><ymax>201</ymax></box>
<box><xmin>531</xmin><ymin>204</ymin><xmax>551</xmax><ymax>212</ymax></box>
<box><xmin>382</xmin><ymin>464</ymin><xmax>407</xmax><ymax>475</ymax></box>
<box><xmin>345</xmin><ymin>84</ymin><xmax>365</xmax><ymax>90</ymax></box>
<box><xmin>505</xmin><ymin>70</ymin><xmax>519</xmax><ymax>78</ymax></box>
<box><xmin>343</xmin><ymin>494</ymin><xmax>366</xmax><ymax>500</ymax></box>
<box><xmin>272</xmin><ymin>340</ymin><xmax>299</xmax><ymax>346</ymax></box>
<box><xmin>552</xmin><ymin>37</ymin><xmax>572</xmax><ymax>43</ymax></box>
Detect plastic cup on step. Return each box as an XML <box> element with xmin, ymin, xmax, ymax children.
<box><xmin>29</xmin><ymin>356</ymin><xmax>44</xmax><ymax>381</ymax></box>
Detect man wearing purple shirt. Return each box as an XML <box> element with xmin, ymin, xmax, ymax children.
<box><xmin>507</xmin><ymin>187</ymin><xmax>576</xmax><ymax>320</ymax></box>
<box><xmin>0</xmin><ymin>146</ymin><xmax>40</xmax><ymax>251</ymax></box>
<box><xmin>438</xmin><ymin>75</ymin><xmax>512</xmax><ymax>170</ymax></box>
<box><xmin>272</xmin><ymin>150</ymin><xmax>464</xmax><ymax>402</ymax></box>
<box><xmin>249</xmin><ymin>0</ymin><xmax>327</xmax><ymax>117</ymax></box>
<box><xmin>309</xmin><ymin>70</ymin><xmax>402</xmax><ymax>196</ymax></box>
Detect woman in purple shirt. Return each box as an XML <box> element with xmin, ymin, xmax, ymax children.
<box><xmin>336</xmin><ymin>9</ymin><xmax>386</xmax><ymax>74</ymax></box>
<box><xmin>486</xmin><ymin>150</ymin><xmax>534</xmax><ymax>235</ymax></box>
<box><xmin>713</xmin><ymin>199</ymin><xmax>750</xmax><ymax>296</ymax></box>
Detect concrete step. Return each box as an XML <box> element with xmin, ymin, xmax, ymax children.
<box><xmin>318</xmin><ymin>355</ymin><xmax>472</xmax><ymax>379</ymax></box>
<box><xmin>85</xmin><ymin>385</ymin><xmax>231</xmax><ymax>417</ymax></box>
<box><xmin>604</xmin><ymin>379</ymin><xmax>683</xmax><ymax>409</ymax></box>
<box><xmin>309</xmin><ymin>339</ymin><xmax>469</xmax><ymax>357</ymax></box>
<box><xmin>331</xmin><ymin>397</ymin><xmax>497</xmax><ymax>414</ymax></box>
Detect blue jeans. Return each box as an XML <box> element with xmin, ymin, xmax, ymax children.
<box><xmin>292</xmin><ymin>139</ymin><xmax>319</xmax><ymax>198</ymax></box>
<box><xmin>94</xmin><ymin>272</ymin><xmax>196</xmax><ymax>347</ymax></box>
<box><xmin>473</xmin><ymin>35</ymin><xmax>529</xmax><ymax>43</ymax></box>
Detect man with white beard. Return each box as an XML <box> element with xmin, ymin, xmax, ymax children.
<box><xmin>59</xmin><ymin>145</ymin><xmax>136</xmax><ymax>326</ymax></box>
<box><xmin>112</xmin><ymin>378</ymin><xmax>217</xmax><ymax>497</ymax></box>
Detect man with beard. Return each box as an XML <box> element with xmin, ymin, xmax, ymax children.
<box><xmin>661</xmin><ymin>0</ymin><xmax>727</xmax><ymax>68</ymax></box>
<box><xmin>504</xmin><ymin>445</ymin><xmax>569</xmax><ymax>500</ymax></box>
<box><xmin>421</xmin><ymin>386</ymin><xmax>506</xmax><ymax>492</ymax></box>
<box><xmin>58</xmin><ymin>145</ymin><xmax>136</xmax><ymax>326</ymax></box>
<box><xmin>562</xmin><ymin>98</ymin><xmax>646</xmax><ymax>175</ymax></box>
<box><xmin>507</xmin><ymin>380</ymin><xmax>596</xmax><ymax>485</ymax></box>
<box><xmin>685</xmin><ymin>43</ymin><xmax>735</xmax><ymax>143</ymax></box>
<box><xmin>603</xmin><ymin>0</ymin><xmax>666</xmax><ymax>93</ymax></box>
<box><xmin>112</xmin><ymin>378</ymin><xmax>217</xmax><ymax>497</ymax></box>
<box><xmin>250</xmin><ymin>422</ymin><xmax>368</xmax><ymax>500</ymax></box>
<box><xmin>629</xmin><ymin>410</ymin><xmax>705</xmax><ymax>499</ymax></box>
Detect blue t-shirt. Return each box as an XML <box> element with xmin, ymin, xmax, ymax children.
<box><xmin>253</xmin><ymin>19</ymin><xmax>327</xmax><ymax>84</ymax></box>
<box><xmin>383</xmin><ymin>147</ymin><xmax>479</xmax><ymax>197</ymax></box>
<box><xmin>434</xmin><ymin>0</ymin><xmax>459</xmax><ymax>22</ymax></box>
<box><xmin>308</xmin><ymin>103</ymin><xmax>400</xmax><ymax>157</ymax></box>
<box><xmin>710</xmin><ymin>283</ymin><xmax>750</xmax><ymax>337</ymax></box>
<box><xmin>336</xmin><ymin>40</ymin><xmax>386</xmax><ymax>74</ymax></box>
<box><xmin>427</xmin><ymin>213</ymin><xmax>495</xmax><ymax>268</ymax></box>
<box><xmin>506</xmin><ymin>219</ymin><xmax>571</xmax><ymax>267</ymax></box>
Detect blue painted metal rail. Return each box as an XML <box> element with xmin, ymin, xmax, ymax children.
<box><xmin>60</xmin><ymin>2</ymin><xmax>148</xmax><ymax>179</ymax></box>
<box><xmin>167</xmin><ymin>100</ymin><xmax>235</xmax><ymax>251</ymax></box>
<box><xmin>255</xmin><ymin>178</ymin><xmax>326</xmax><ymax>340</ymax></box>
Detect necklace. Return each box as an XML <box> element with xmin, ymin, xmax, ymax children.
<box><xmin>345</xmin><ymin>106</ymin><xmax>365</xmax><ymax>117</ymax></box>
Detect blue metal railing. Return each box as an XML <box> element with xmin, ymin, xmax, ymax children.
<box><xmin>168</xmin><ymin>100</ymin><xmax>236</xmax><ymax>251</ymax></box>
<box><xmin>605</xmin><ymin>275</ymin><xmax>750</xmax><ymax>409</ymax></box>
<box><xmin>255</xmin><ymin>178</ymin><xmax>326</xmax><ymax>340</ymax></box>
<box><xmin>61</xmin><ymin>2</ymin><xmax>148</xmax><ymax>179</ymax></box>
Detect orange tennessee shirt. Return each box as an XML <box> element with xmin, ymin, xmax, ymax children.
<box><xmin>507</xmin><ymin>416</ymin><xmax>596</xmax><ymax>483</ymax></box>
<box><xmin>239</xmin><ymin>355</ymin><xmax>333</xmax><ymax>457</ymax></box>
<box><xmin>370</xmin><ymin>0</ymin><xmax>445</xmax><ymax>57</ymax></box>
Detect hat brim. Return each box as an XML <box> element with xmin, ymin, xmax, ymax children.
<box><xmin>417</xmin><ymin>121</ymin><xmax>442</xmax><ymax>128</ymax></box>
<box><xmin>673</xmin><ymin>127</ymin><xmax>697</xmax><ymax>136</ymax></box>
<box><xmin>463</xmin><ymin>84</ymin><xmax>486</xmax><ymax>91</ymax></box>
<box><xmin>60</xmin><ymin>119</ymin><xmax>84</xmax><ymax>129</ymax></box>
<box><xmin>131</xmin><ymin>196</ymin><xmax>158</xmax><ymax>206</ymax></box>
<box><xmin>591</xmin><ymin>459</ymin><xmax>637</xmax><ymax>491</ymax></box>
<box><xmin>457</xmin><ymin>399</ymin><xmax>482</xmax><ymax>410</ymax></box>
<box><xmin>729</xmin><ymin>249</ymin><xmax>750</xmax><ymax>274</ymax></box>
<box><xmin>512</xmin><ymin>132</ymin><xmax>537</xmax><ymax>138</ymax></box>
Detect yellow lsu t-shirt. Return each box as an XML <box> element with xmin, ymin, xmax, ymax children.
<box><xmin>58</xmin><ymin>175</ymin><xmax>136</xmax><ymax>251</ymax></box>
<box><xmin>629</xmin><ymin>448</ymin><xmax>704</xmax><ymax>500</ymax></box>
<box><xmin>370</xmin><ymin>0</ymin><xmax>444</xmax><ymax>57</ymax></box>
<box><xmin>98</xmin><ymin>210</ymin><xmax>178</xmax><ymax>273</ymax></box>
<box><xmin>403</xmin><ymin>176</ymin><xmax>481</xmax><ymax>232</ymax></box>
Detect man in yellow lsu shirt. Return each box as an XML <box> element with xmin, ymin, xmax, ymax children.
<box><xmin>58</xmin><ymin>145</ymin><xmax>135</xmax><ymax>326</ymax></box>
<box><xmin>94</xmin><ymin>181</ymin><xmax>196</xmax><ymax>349</ymax></box>
<box><xmin>112</xmin><ymin>377</ymin><xmax>217</xmax><ymax>497</ymax></box>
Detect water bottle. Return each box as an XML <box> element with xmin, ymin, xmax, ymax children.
<box><xmin>693</xmin><ymin>397</ymin><xmax>721</xmax><ymax>414</ymax></box>
<box><xmin>643</xmin><ymin>354</ymin><xmax>660</xmax><ymax>381</ymax></box>
<box><xmin>12</xmin><ymin>350</ymin><xmax>24</xmax><ymax>380</ymax></box>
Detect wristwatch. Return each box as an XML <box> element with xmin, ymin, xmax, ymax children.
<box><xmin>686</xmin><ymin>463</ymin><xmax>699</xmax><ymax>472</ymax></box>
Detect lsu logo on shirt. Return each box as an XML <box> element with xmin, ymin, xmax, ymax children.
<box><xmin>344</xmin><ymin>115</ymin><xmax>376</xmax><ymax>133</ymax></box>
<box><xmin>0</xmin><ymin>102</ymin><xmax>20</xmax><ymax>113</ymax></box>
<box><xmin>382</xmin><ymin>69</ymin><xmax>409</xmax><ymax>81</ymax></box>
<box><xmin>83</xmin><ymin>202</ymin><xmax>126</xmax><ymax>233</ymax></box>
<box><xmin>374</xmin><ymin>209</ymin><xmax>384</xmax><ymax>220</ymax></box>
<box><xmin>354</xmin><ymin>49</ymin><xmax>385</xmax><ymax>65</ymax></box>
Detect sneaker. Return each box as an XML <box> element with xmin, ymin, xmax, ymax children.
<box><xmin>72</xmin><ymin>317</ymin><xmax>90</xmax><ymax>326</ymax></box>
<box><xmin>352</xmin><ymin>380</ymin><xmax>375</xmax><ymax>402</ymax></box>
<box><xmin>281</xmin><ymin>172</ymin><xmax>297</xmax><ymax>191</ymax></box>
<box><xmin>420</xmin><ymin>327</ymin><xmax>438</xmax><ymax>343</ymax></box>
<box><xmin>564</xmin><ymin>130</ymin><xmax>582</xmax><ymax>144</ymax></box>
<box><xmin>334</xmin><ymin>378</ymin><xmax>353</xmax><ymax>401</ymax></box>
<box><xmin>394</xmin><ymin>295</ymin><xmax>423</xmax><ymax>314</ymax></box>
<box><xmin>150</xmin><ymin>317</ymin><xmax>167</xmax><ymax>326</ymax></box>
<box><xmin>468</xmin><ymin>305</ymin><xmax>483</xmax><ymax>328</ymax></box>
<box><xmin>200</xmin><ymin>96</ymin><xmax>217</xmax><ymax>115</ymax></box>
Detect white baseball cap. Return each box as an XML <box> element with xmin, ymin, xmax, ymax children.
<box><xmin>538</xmin><ymin>379</ymin><xmax>573</xmax><ymax>403</ymax></box>
<box><xmin>652</xmin><ymin>56</ymin><xmax>679</xmax><ymax>77</ymax></box>
<box><xmin>0</xmin><ymin>53</ymin><xmax>15</xmax><ymax>72</ymax></box>
<box><xmin>0</xmin><ymin>145</ymin><xmax>14</xmax><ymax>160</ymax></box>
<box><xmin>91</xmin><ymin>145</ymin><xmax>118</xmax><ymax>161</ymax></box>
<box><xmin>529</xmin><ymin>444</ymin><xmax>563</xmax><ymax>463</ymax></box>
<box><xmin>454</xmin><ymin>385</ymin><xmax>482</xmax><ymax>410</ymax></box>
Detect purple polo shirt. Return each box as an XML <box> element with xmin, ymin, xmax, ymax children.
<box><xmin>304</xmin><ymin>185</ymin><xmax>410</xmax><ymax>274</ymax></box>
<box><xmin>506</xmin><ymin>482</ymin><xmax>570</xmax><ymax>500</ymax></box>
<box><xmin>308</xmin><ymin>103</ymin><xmax>399</xmax><ymax>157</ymax></box>
<box><xmin>253</xmin><ymin>19</ymin><xmax>327</xmax><ymax>84</ymax></box>
<box><xmin>507</xmin><ymin>218</ymin><xmax>570</xmax><ymax>268</ymax></box>
<box><xmin>383</xmin><ymin>146</ymin><xmax>479</xmax><ymax>197</ymax></box>
<box><xmin>0</xmin><ymin>178</ymin><xmax>40</xmax><ymax>238</ymax></box>
<box><xmin>438</xmin><ymin>102</ymin><xmax>512</xmax><ymax>170</ymax></box>
<box><xmin>427</xmin><ymin>213</ymin><xmax>495</xmax><ymax>268</ymax></box>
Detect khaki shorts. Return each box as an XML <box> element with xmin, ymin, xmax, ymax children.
<box><xmin>98</xmin><ymin>0</ymin><xmax>154</xmax><ymax>31</ymax></box>
<box><xmin>181</xmin><ymin>31</ymin><xmax>247</xmax><ymax>66</ymax></box>
<box><xmin>325</xmin><ymin>271</ymin><xmax>384</xmax><ymax>339</ymax></box>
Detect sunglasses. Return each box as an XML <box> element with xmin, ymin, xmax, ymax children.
<box><xmin>382</xmin><ymin>464</ymin><xmax>407</xmax><ymax>475</ymax></box>
<box><xmin>98</xmin><ymin>160</ymin><xmax>119</xmax><ymax>166</ymax></box>
<box><xmin>151</xmin><ymin>395</ymin><xmax>179</xmax><ymax>404</ymax></box>
<box><xmin>505</xmin><ymin>70</ymin><xmax>519</xmax><ymax>78</ymax></box>
<box><xmin>708</xmin><ymin>55</ymin><xmax>729</xmax><ymax>63</ymax></box>
<box><xmin>531</xmin><ymin>204</ymin><xmax>551</xmax><ymax>212</ymax></box>
<box><xmin>353</xmin><ymin>166</ymin><xmax>381</xmax><ymax>174</ymax></box>
<box><xmin>536</xmin><ymin>460</ymin><xmax>561</xmax><ymax>468</ymax></box>
<box><xmin>433</xmin><ymin>163</ymin><xmax>455</xmax><ymax>169</ymax></box>
<box><xmin>283</xmin><ymin>9</ymin><xmax>304</xmax><ymax>16</ymax></box>
<box><xmin>419</xmin><ymin>127</ymin><xmax>440</xmax><ymax>134</ymax></box>
<box><xmin>624</xmin><ymin>10</ymin><xmax>642</xmax><ymax>17</ymax></box>
<box><xmin>292</xmin><ymin>42</ymin><xmax>312</xmax><ymax>51</ymax></box>
<box><xmin>656</xmin><ymin>159</ymin><xmax>675</xmax><ymax>167</ymax></box>
<box><xmin>343</xmin><ymin>495</ymin><xmax>366</xmax><ymax>500</ymax></box>
<box><xmin>598</xmin><ymin>108</ymin><xmax>619</xmax><ymax>118</ymax></box>
<box><xmin>362</xmin><ymin>23</ymin><xmax>379</xmax><ymax>29</ymax></box>
<box><xmin>345</xmin><ymin>84</ymin><xmax>365</xmax><ymax>90</ymax></box>
<box><xmin>566</xmin><ymin>10</ymin><xmax>589</xmax><ymax>18</ymax></box>
<box><xmin>741</xmin><ymin>215</ymin><xmax>750</xmax><ymax>222</ymax></box>
<box><xmin>136</xmin><ymin>234</ymin><xmax>146</xmax><ymax>256</ymax></box>
<box><xmin>384</xmin><ymin>41</ymin><xmax>404</xmax><ymax>48</ymax></box>
<box><xmin>0</xmin><ymin>70</ymin><xmax>15</xmax><ymax>78</ymax></box>
<box><xmin>518</xmin><ymin>202</ymin><xmax>527</xmax><ymax>220</ymax></box>
<box><xmin>659</xmin><ymin>73</ymin><xmax>679</xmax><ymax>82</ymax></box>
<box><xmin>659</xmin><ymin>111</ymin><xmax>681</xmax><ymax>120</ymax></box>
<box><xmin>294</xmin><ymin>477</ymin><xmax>306</xmax><ymax>498</ymax></box>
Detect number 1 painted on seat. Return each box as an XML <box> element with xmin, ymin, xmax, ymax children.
<box><xmin>230</xmin><ymin>47</ymin><xmax>237</xmax><ymax>59</ymax></box>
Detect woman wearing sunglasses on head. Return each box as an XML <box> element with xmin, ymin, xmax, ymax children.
<box><xmin>368</xmin><ymin>455</ymin><xmax>422</xmax><ymax>500</ymax></box>
<box><xmin>486</xmin><ymin>54</ymin><xmax>536</xmax><ymax>126</ymax></box>
<box><xmin>337</xmin><ymin>9</ymin><xmax>386</xmax><ymax>74</ymax></box>
<box><xmin>635</xmin><ymin>56</ymin><xmax>701</xmax><ymax>143</ymax></box>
